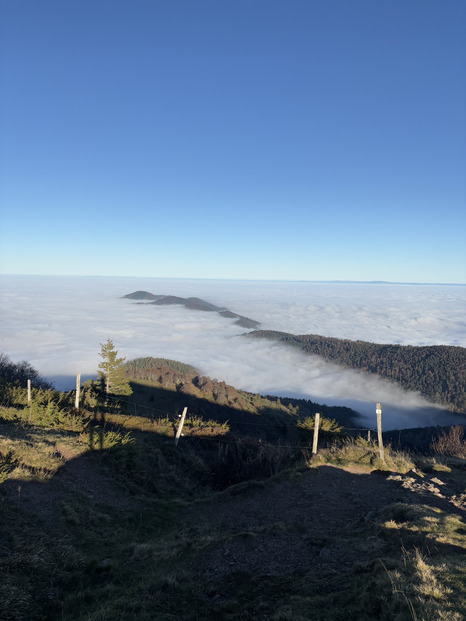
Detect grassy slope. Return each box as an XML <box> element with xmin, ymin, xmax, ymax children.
<box><xmin>0</xmin><ymin>380</ymin><xmax>465</xmax><ymax>621</ymax></box>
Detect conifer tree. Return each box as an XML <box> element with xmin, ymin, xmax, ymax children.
<box><xmin>97</xmin><ymin>339</ymin><xmax>132</xmax><ymax>396</ymax></box>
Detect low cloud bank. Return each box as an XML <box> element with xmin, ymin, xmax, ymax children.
<box><xmin>1</xmin><ymin>275</ymin><xmax>464</xmax><ymax>430</ymax></box>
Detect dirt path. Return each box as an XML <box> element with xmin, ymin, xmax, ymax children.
<box><xmin>184</xmin><ymin>465</ymin><xmax>465</xmax><ymax>577</ymax></box>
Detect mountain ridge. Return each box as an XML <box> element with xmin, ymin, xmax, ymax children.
<box><xmin>122</xmin><ymin>290</ymin><xmax>261</xmax><ymax>328</ymax></box>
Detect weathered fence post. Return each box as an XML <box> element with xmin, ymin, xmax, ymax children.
<box><xmin>75</xmin><ymin>373</ymin><xmax>81</xmax><ymax>409</ymax></box>
<box><xmin>174</xmin><ymin>407</ymin><xmax>188</xmax><ymax>447</ymax></box>
<box><xmin>312</xmin><ymin>412</ymin><xmax>320</xmax><ymax>455</ymax></box>
<box><xmin>27</xmin><ymin>379</ymin><xmax>32</xmax><ymax>423</ymax></box>
<box><xmin>367</xmin><ymin>429</ymin><xmax>371</xmax><ymax>442</ymax></box>
<box><xmin>376</xmin><ymin>403</ymin><xmax>385</xmax><ymax>462</ymax></box>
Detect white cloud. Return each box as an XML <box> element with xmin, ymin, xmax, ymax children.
<box><xmin>1</xmin><ymin>275</ymin><xmax>464</xmax><ymax>430</ymax></box>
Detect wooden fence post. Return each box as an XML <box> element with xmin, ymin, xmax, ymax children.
<box><xmin>174</xmin><ymin>407</ymin><xmax>188</xmax><ymax>447</ymax></box>
<box><xmin>312</xmin><ymin>412</ymin><xmax>320</xmax><ymax>455</ymax></box>
<box><xmin>376</xmin><ymin>403</ymin><xmax>384</xmax><ymax>461</ymax></box>
<box><xmin>27</xmin><ymin>379</ymin><xmax>32</xmax><ymax>423</ymax></box>
<box><xmin>75</xmin><ymin>373</ymin><xmax>81</xmax><ymax>409</ymax></box>
<box><xmin>367</xmin><ymin>429</ymin><xmax>371</xmax><ymax>442</ymax></box>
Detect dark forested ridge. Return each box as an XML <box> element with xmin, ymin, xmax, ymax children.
<box><xmin>248</xmin><ymin>331</ymin><xmax>466</xmax><ymax>413</ymax></box>
<box><xmin>123</xmin><ymin>291</ymin><xmax>261</xmax><ymax>328</ymax></box>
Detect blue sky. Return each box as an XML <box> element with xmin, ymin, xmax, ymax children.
<box><xmin>1</xmin><ymin>0</ymin><xmax>465</xmax><ymax>283</ymax></box>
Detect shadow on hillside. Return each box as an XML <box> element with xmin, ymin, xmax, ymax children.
<box><xmin>123</xmin><ymin>380</ymin><xmax>356</xmax><ymax>443</ymax></box>
<box><xmin>1</xmin><ymin>439</ymin><xmax>462</xmax><ymax>518</ymax></box>
<box><xmin>1</xmin><ymin>427</ymin><xmax>464</xmax><ymax>621</ymax></box>
<box><xmin>2</xmin><ymin>403</ymin><xmax>464</xmax><ymax>522</ymax></box>
<box><xmin>1</xmin><ymin>447</ymin><xmax>464</xmax><ymax>582</ymax></box>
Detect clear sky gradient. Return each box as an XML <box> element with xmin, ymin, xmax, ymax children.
<box><xmin>1</xmin><ymin>0</ymin><xmax>465</xmax><ymax>283</ymax></box>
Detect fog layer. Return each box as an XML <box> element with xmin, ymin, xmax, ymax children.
<box><xmin>1</xmin><ymin>275</ymin><xmax>465</xmax><ymax>430</ymax></box>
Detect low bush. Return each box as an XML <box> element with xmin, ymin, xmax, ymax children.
<box><xmin>431</xmin><ymin>426</ymin><xmax>466</xmax><ymax>459</ymax></box>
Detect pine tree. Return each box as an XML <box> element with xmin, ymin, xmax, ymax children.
<box><xmin>97</xmin><ymin>339</ymin><xmax>132</xmax><ymax>396</ymax></box>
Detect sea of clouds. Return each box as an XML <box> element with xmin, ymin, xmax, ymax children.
<box><xmin>1</xmin><ymin>275</ymin><xmax>465</xmax><ymax>430</ymax></box>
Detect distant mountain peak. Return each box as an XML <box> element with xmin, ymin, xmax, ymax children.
<box><xmin>122</xmin><ymin>290</ymin><xmax>159</xmax><ymax>300</ymax></box>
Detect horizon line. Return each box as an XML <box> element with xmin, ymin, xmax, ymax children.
<box><xmin>1</xmin><ymin>273</ymin><xmax>465</xmax><ymax>286</ymax></box>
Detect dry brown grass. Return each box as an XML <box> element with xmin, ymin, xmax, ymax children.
<box><xmin>309</xmin><ymin>436</ymin><xmax>415</xmax><ymax>473</ymax></box>
<box><xmin>431</xmin><ymin>426</ymin><xmax>466</xmax><ymax>459</ymax></box>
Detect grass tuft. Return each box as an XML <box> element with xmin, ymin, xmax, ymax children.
<box><xmin>308</xmin><ymin>437</ymin><xmax>415</xmax><ymax>473</ymax></box>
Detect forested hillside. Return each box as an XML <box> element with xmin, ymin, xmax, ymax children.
<box><xmin>248</xmin><ymin>331</ymin><xmax>466</xmax><ymax>412</ymax></box>
<box><xmin>125</xmin><ymin>356</ymin><xmax>357</xmax><ymax>438</ymax></box>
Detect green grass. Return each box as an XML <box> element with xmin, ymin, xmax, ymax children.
<box><xmin>309</xmin><ymin>436</ymin><xmax>415</xmax><ymax>473</ymax></box>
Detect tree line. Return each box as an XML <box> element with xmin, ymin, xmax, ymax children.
<box><xmin>248</xmin><ymin>331</ymin><xmax>466</xmax><ymax>412</ymax></box>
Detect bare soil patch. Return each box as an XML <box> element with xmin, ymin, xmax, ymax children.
<box><xmin>184</xmin><ymin>465</ymin><xmax>464</xmax><ymax>578</ymax></box>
